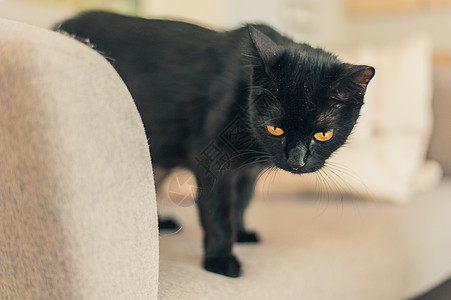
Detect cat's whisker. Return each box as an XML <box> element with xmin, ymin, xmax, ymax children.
<box><xmin>321</xmin><ymin>168</ymin><xmax>343</xmax><ymax>210</ymax></box>
<box><xmin>319</xmin><ymin>167</ymin><xmax>347</xmax><ymax>215</ymax></box>
<box><xmin>323</xmin><ymin>162</ymin><xmax>370</xmax><ymax>199</ymax></box>
<box><xmin>325</xmin><ymin>164</ymin><xmax>366</xmax><ymax>215</ymax></box>
<box><xmin>259</xmin><ymin>167</ymin><xmax>276</xmax><ymax>201</ymax></box>
<box><xmin>325</xmin><ymin>161</ymin><xmax>359</xmax><ymax>180</ymax></box>
<box><xmin>240</xmin><ymin>52</ymin><xmax>260</xmax><ymax>60</ymax></box>
<box><xmin>239</xmin><ymin>150</ymin><xmax>271</xmax><ymax>157</ymax></box>
<box><xmin>269</xmin><ymin>167</ymin><xmax>280</xmax><ymax>196</ymax></box>
<box><xmin>313</xmin><ymin>170</ymin><xmax>331</xmax><ymax>216</ymax></box>
<box><xmin>264</xmin><ymin>167</ymin><xmax>278</xmax><ymax>200</ymax></box>
<box><xmin>229</xmin><ymin>152</ymin><xmax>271</xmax><ymax>165</ymax></box>
<box><xmin>255</xmin><ymin>168</ymin><xmax>270</xmax><ymax>200</ymax></box>
<box><xmin>320</xmin><ymin>172</ymin><xmax>332</xmax><ymax>213</ymax></box>
<box><xmin>235</xmin><ymin>160</ymin><xmax>267</xmax><ymax>172</ymax></box>
<box><xmin>212</xmin><ymin>149</ymin><xmax>271</xmax><ymax>173</ymax></box>
<box><xmin>212</xmin><ymin>156</ymin><xmax>270</xmax><ymax>178</ymax></box>
<box><xmin>315</xmin><ymin>172</ymin><xmax>327</xmax><ymax>207</ymax></box>
<box><xmin>324</xmin><ymin>163</ymin><xmax>366</xmax><ymax>217</ymax></box>
<box><xmin>321</xmin><ymin>168</ymin><xmax>344</xmax><ymax>200</ymax></box>
<box><xmin>322</xmin><ymin>166</ymin><xmax>350</xmax><ymax>195</ymax></box>
<box><xmin>236</xmin><ymin>158</ymin><xmax>271</xmax><ymax>173</ymax></box>
<box><xmin>309</xmin><ymin>171</ymin><xmax>322</xmax><ymax>204</ymax></box>
<box><xmin>226</xmin><ymin>149</ymin><xmax>270</xmax><ymax>160</ymax></box>
<box><xmin>243</xmin><ymin>64</ymin><xmax>256</xmax><ymax>70</ymax></box>
<box><xmin>325</xmin><ymin>162</ymin><xmax>371</xmax><ymax>197</ymax></box>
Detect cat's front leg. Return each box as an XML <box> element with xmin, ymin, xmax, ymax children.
<box><xmin>235</xmin><ymin>168</ymin><xmax>261</xmax><ymax>243</ymax></box>
<box><xmin>196</xmin><ymin>174</ymin><xmax>241</xmax><ymax>277</ymax></box>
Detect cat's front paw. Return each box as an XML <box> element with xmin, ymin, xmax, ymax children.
<box><xmin>237</xmin><ymin>230</ymin><xmax>260</xmax><ymax>243</ymax></box>
<box><xmin>203</xmin><ymin>255</ymin><xmax>241</xmax><ymax>277</ymax></box>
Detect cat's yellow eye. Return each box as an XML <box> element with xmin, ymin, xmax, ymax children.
<box><xmin>266</xmin><ymin>125</ymin><xmax>285</xmax><ymax>136</ymax></box>
<box><xmin>314</xmin><ymin>130</ymin><xmax>334</xmax><ymax>142</ymax></box>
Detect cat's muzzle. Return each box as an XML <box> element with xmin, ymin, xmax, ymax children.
<box><xmin>287</xmin><ymin>144</ymin><xmax>308</xmax><ymax>171</ymax></box>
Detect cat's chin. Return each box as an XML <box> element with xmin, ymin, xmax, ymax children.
<box><xmin>279</xmin><ymin>164</ymin><xmax>323</xmax><ymax>175</ymax></box>
<box><xmin>286</xmin><ymin>168</ymin><xmax>317</xmax><ymax>175</ymax></box>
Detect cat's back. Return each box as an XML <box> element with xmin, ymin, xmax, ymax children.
<box><xmin>57</xmin><ymin>11</ymin><xmax>220</xmax><ymax>67</ymax></box>
<box><xmin>58</xmin><ymin>10</ymin><xmax>217</xmax><ymax>44</ymax></box>
<box><xmin>57</xmin><ymin>10</ymin><xmax>223</xmax><ymax>115</ymax></box>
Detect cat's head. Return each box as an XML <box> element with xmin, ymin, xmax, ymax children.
<box><xmin>247</xmin><ymin>26</ymin><xmax>374</xmax><ymax>174</ymax></box>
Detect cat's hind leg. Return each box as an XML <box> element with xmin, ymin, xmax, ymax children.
<box><xmin>154</xmin><ymin>167</ymin><xmax>182</xmax><ymax>232</ymax></box>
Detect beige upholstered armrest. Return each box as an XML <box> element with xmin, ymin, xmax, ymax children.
<box><xmin>0</xmin><ymin>18</ymin><xmax>158</xmax><ymax>299</ymax></box>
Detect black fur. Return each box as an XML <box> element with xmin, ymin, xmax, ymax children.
<box><xmin>56</xmin><ymin>11</ymin><xmax>374</xmax><ymax>277</ymax></box>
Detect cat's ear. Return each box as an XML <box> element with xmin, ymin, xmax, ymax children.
<box><xmin>248</xmin><ymin>25</ymin><xmax>281</xmax><ymax>69</ymax></box>
<box><xmin>329</xmin><ymin>65</ymin><xmax>375</xmax><ymax>102</ymax></box>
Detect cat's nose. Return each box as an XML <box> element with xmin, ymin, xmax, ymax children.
<box><xmin>287</xmin><ymin>144</ymin><xmax>308</xmax><ymax>170</ymax></box>
<box><xmin>288</xmin><ymin>158</ymin><xmax>305</xmax><ymax>170</ymax></box>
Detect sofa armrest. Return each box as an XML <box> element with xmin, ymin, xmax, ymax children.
<box><xmin>0</xmin><ymin>19</ymin><xmax>158</xmax><ymax>299</ymax></box>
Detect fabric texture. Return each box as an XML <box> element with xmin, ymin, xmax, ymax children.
<box><xmin>256</xmin><ymin>34</ymin><xmax>443</xmax><ymax>203</ymax></box>
<box><xmin>158</xmin><ymin>179</ymin><xmax>451</xmax><ymax>300</ymax></box>
<box><xmin>0</xmin><ymin>19</ymin><xmax>158</xmax><ymax>299</ymax></box>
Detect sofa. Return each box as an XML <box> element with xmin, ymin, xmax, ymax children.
<box><xmin>1</xmin><ymin>15</ymin><xmax>451</xmax><ymax>300</ymax></box>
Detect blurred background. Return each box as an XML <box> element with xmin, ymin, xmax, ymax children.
<box><xmin>2</xmin><ymin>0</ymin><xmax>451</xmax><ymax>50</ymax></box>
<box><xmin>1</xmin><ymin>0</ymin><xmax>450</xmax><ymax>201</ymax></box>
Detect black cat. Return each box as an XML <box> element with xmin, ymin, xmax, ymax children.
<box><xmin>56</xmin><ymin>11</ymin><xmax>374</xmax><ymax>277</ymax></box>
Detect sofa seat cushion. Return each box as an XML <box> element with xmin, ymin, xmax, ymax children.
<box><xmin>158</xmin><ymin>178</ymin><xmax>451</xmax><ymax>299</ymax></box>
